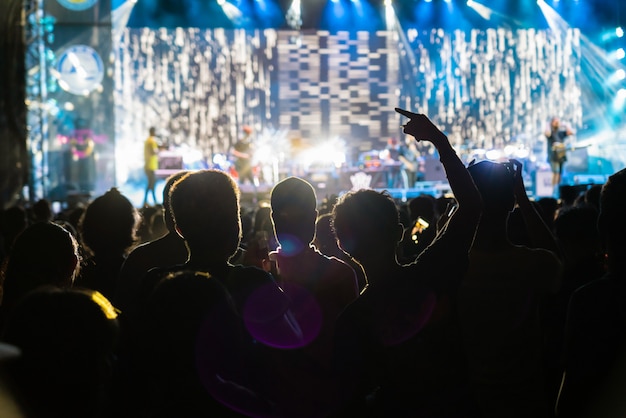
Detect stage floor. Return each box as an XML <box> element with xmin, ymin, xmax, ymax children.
<box><xmin>114</xmin><ymin>172</ymin><xmax>608</xmax><ymax>211</ymax></box>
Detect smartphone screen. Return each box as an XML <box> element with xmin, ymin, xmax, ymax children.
<box><xmin>411</xmin><ymin>217</ymin><xmax>430</xmax><ymax>243</ymax></box>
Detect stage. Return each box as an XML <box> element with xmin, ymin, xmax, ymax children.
<box><xmin>8</xmin><ymin>0</ymin><xmax>626</xmax><ymax>209</ymax></box>
<box><xmin>112</xmin><ymin>161</ymin><xmax>610</xmax><ymax>212</ymax></box>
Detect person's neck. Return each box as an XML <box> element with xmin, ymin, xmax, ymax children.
<box><xmin>473</xmin><ymin>218</ymin><xmax>512</xmax><ymax>250</ymax></box>
<box><xmin>358</xmin><ymin>254</ymin><xmax>400</xmax><ymax>287</ymax></box>
<box><xmin>163</xmin><ymin>230</ymin><xmax>184</xmax><ymax>241</ymax></box>
<box><xmin>277</xmin><ymin>243</ymin><xmax>314</xmax><ymax>256</ymax></box>
<box><xmin>187</xmin><ymin>251</ymin><xmax>229</xmax><ymax>271</ymax></box>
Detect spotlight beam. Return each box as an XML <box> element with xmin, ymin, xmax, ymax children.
<box><xmin>286</xmin><ymin>0</ymin><xmax>302</xmax><ymax>30</ymax></box>
<box><xmin>537</xmin><ymin>0</ymin><xmax>626</xmax><ymax>142</ymax></box>
<box><xmin>112</xmin><ymin>0</ymin><xmax>138</xmax><ymax>41</ymax></box>
<box><xmin>466</xmin><ymin>0</ymin><xmax>525</xmax><ymax>27</ymax></box>
<box><xmin>219</xmin><ymin>0</ymin><xmax>244</xmax><ymax>24</ymax></box>
<box><xmin>384</xmin><ymin>0</ymin><xmax>421</xmax><ymax>112</ymax></box>
<box><xmin>466</xmin><ymin>0</ymin><xmax>493</xmax><ymax>21</ymax></box>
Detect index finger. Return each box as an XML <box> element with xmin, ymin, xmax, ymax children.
<box><xmin>395</xmin><ymin>107</ymin><xmax>421</xmax><ymax>119</ymax></box>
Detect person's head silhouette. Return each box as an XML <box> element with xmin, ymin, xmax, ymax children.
<box><xmin>1</xmin><ymin>222</ymin><xmax>80</xmax><ymax>315</ymax></box>
<box><xmin>467</xmin><ymin>160</ymin><xmax>516</xmax><ymax>217</ymax></box>
<box><xmin>332</xmin><ymin>189</ymin><xmax>403</xmax><ymax>263</ymax></box>
<box><xmin>270</xmin><ymin>177</ymin><xmax>318</xmax><ymax>254</ymax></box>
<box><xmin>314</xmin><ymin>213</ymin><xmax>342</xmax><ymax>258</ymax></box>
<box><xmin>79</xmin><ymin>188</ymin><xmax>139</xmax><ymax>257</ymax></box>
<box><xmin>169</xmin><ymin>169</ymin><xmax>242</xmax><ymax>263</ymax></box>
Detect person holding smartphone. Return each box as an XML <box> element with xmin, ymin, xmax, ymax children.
<box><xmin>457</xmin><ymin>158</ymin><xmax>562</xmax><ymax>418</ymax></box>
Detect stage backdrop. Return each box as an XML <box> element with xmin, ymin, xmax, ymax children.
<box><xmin>44</xmin><ymin>0</ymin><xmax>116</xmax><ymax>202</ymax></box>
<box><xmin>114</xmin><ymin>27</ymin><xmax>583</xmax><ymax>185</ymax></box>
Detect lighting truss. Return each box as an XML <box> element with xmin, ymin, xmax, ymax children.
<box><xmin>23</xmin><ymin>0</ymin><xmax>55</xmax><ymax>201</ymax></box>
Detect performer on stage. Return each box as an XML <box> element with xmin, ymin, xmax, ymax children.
<box><xmin>231</xmin><ymin>125</ymin><xmax>258</xmax><ymax>189</ymax></box>
<box><xmin>70</xmin><ymin>128</ymin><xmax>96</xmax><ymax>194</ymax></box>
<box><xmin>144</xmin><ymin>127</ymin><xmax>159</xmax><ymax>207</ymax></box>
<box><xmin>381</xmin><ymin>137</ymin><xmax>410</xmax><ymax>189</ymax></box>
<box><xmin>545</xmin><ymin>117</ymin><xmax>574</xmax><ymax>192</ymax></box>
<box><xmin>402</xmin><ymin>136</ymin><xmax>422</xmax><ymax>186</ymax></box>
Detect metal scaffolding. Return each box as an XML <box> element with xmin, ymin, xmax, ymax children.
<box><xmin>23</xmin><ymin>0</ymin><xmax>54</xmax><ymax>202</ymax></box>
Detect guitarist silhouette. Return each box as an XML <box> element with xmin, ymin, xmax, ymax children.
<box><xmin>381</xmin><ymin>137</ymin><xmax>414</xmax><ymax>189</ymax></box>
<box><xmin>545</xmin><ymin>117</ymin><xmax>574</xmax><ymax>193</ymax></box>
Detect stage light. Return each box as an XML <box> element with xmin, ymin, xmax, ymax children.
<box><xmin>111</xmin><ymin>0</ymin><xmax>137</xmax><ymax>40</ymax></box>
<box><xmin>298</xmin><ymin>138</ymin><xmax>347</xmax><ymax>169</ymax></box>
<box><xmin>485</xmin><ymin>149</ymin><xmax>503</xmax><ymax>161</ymax></box>
<box><xmin>515</xmin><ymin>148</ymin><xmax>530</xmax><ymax>159</ymax></box>
<box><xmin>252</xmin><ymin>0</ymin><xmax>284</xmax><ymax>28</ymax></box>
<box><xmin>218</xmin><ymin>0</ymin><xmax>244</xmax><ymax>24</ymax></box>
<box><xmin>254</xmin><ymin>0</ymin><xmax>266</xmax><ymax>12</ymax></box>
<box><xmin>616</xmin><ymin>69</ymin><xmax>626</xmax><ymax>81</ymax></box>
<box><xmin>612</xmin><ymin>88</ymin><xmax>626</xmax><ymax>110</ymax></box>
<box><xmin>385</xmin><ymin>0</ymin><xmax>395</xmax><ymax>29</ymax></box>
<box><xmin>467</xmin><ymin>0</ymin><xmax>493</xmax><ymax>21</ymax></box>
<box><xmin>616</xmin><ymin>48</ymin><xmax>626</xmax><ymax>60</ymax></box>
<box><xmin>324</xmin><ymin>0</ymin><xmax>381</xmax><ymax>31</ymax></box>
<box><xmin>286</xmin><ymin>0</ymin><xmax>302</xmax><ymax>30</ymax></box>
<box><xmin>503</xmin><ymin>145</ymin><xmax>516</xmax><ymax>157</ymax></box>
<box><xmin>601</xmin><ymin>26</ymin><xmax>624</xmax><ymax>42</ymax></box>
<box><xmin>348</xmin><ymin>0</ymin><xmax>381</xmax><ymax>30</ymax></box>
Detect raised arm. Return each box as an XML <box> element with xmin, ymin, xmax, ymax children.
<box><xmin>510</xmin><ymin>159</ymin><xmax>562</xmax><ymax>256</ymax></box>
<box><xmin>396</xmin><ymin>110</ymin><xmax>482</xmax><ymax>242</ymax></box>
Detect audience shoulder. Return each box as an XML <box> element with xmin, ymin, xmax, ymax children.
<box><xmin>233</xmin><ymin>263</ymin><xmax>278</xmax><ymax>286</ymax></box>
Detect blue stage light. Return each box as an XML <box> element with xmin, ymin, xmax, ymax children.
<box><xmin>321</xmin><ymin>0</ymin><xmax>348</xmax><ymax>30</ymax></box>
<box><xmin>252</xmin><ymin>0</ymin><xmax>285</xmax><ymax>28</ymax></box>
<box><xmin>612</xmin><ymin>88</ymin><xmax>626</xmax><ymax>111</ymax></box>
